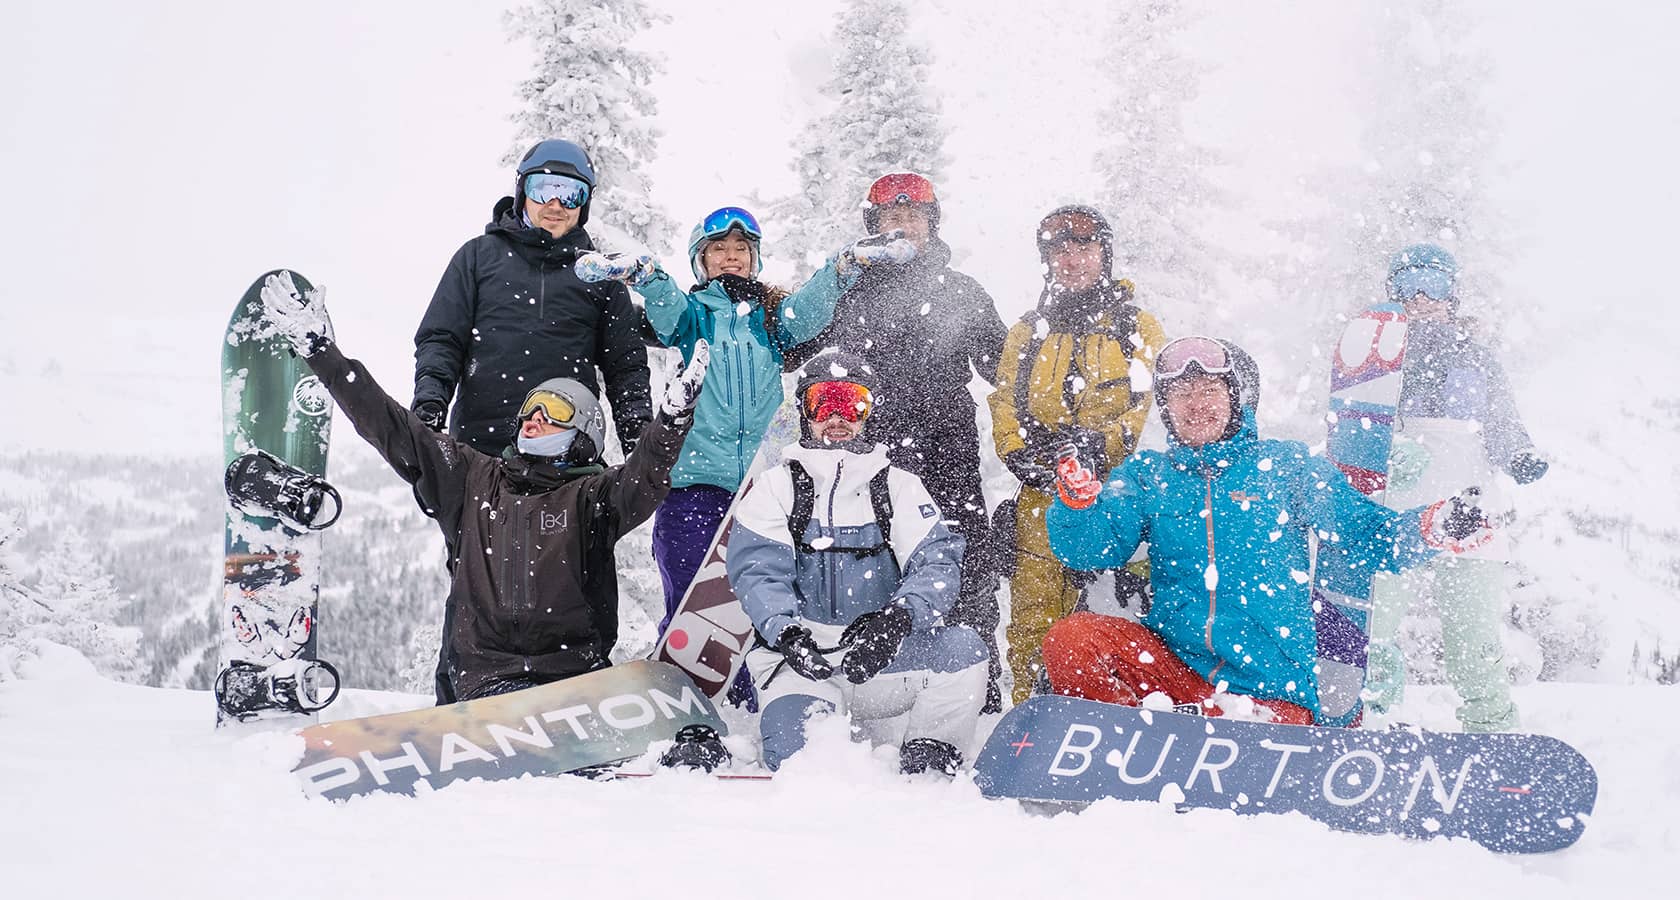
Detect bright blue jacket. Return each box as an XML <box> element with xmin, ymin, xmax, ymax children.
<box><xmin>641</xmin><ymin>263</ymin><xmax>852</xmax><ymax>490</ymax></box>
<box><xmin>1046</xmin><ymin>409</ymin><xmax>1443</xmax><ymax>719</ymax></box>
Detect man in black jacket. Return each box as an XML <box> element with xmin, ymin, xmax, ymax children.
<box><xmin>784</xmin><ymin>172</ymin><xmax>1010</xmax><ymax>711</ymax></box>
<box><xmin>412</xmin><ymin>139</ymin><xmax>652</xmax><ymax>457</ymax></box>
<box><xmin>262</xmin><ymin>272</ymin><xmax>708</xmax><ymax>703</ymax></box>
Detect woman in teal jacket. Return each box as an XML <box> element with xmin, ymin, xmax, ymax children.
<box><xmin>1042</xmin><ymin>336</ymin><xmax>1493</xmax><ymax>723</ymax></box>
<box><xmin>577</xmin><ymin>207</ymin><xmax>915</xmax><ymax>656</ymax></box>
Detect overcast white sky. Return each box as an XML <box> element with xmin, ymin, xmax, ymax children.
<box><xmin>1</xmin><ymin>0</ymin><xmax>1675</xmax><ymax>455</ymax></box>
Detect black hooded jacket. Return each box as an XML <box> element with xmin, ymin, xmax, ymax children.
<box><xmin>413</xmin><ymin>198</ymin><xmax>652</xmax><ymax>456</ymax></box>
<box><xmin>310</xmin><ymin>343</ymin><xmax>690</xmax><ymax>703</ymax></box>
<box><xmin>784</xmin><ymin>237</ymin><xmax>1006</xmax><ymax>447</ymax></box>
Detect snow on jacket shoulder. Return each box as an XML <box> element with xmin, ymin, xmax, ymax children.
<box><xmin>1045</xmin><ymin>412</ymin><xmax>1441</xmax><ymax>720</ymax></box>
<box><xmin>638</xmin><ymin>263</ymin><xmax>849</xmax><ymax>490</ymax></box>
<box><xmin>727</xmin><ymin>443</ymin><xmax>965</xmax><ymax>644</ymax></box>
<box><xmin>412</xmin><ymin>198</ymin><xmax>652</xmax><ymax>457</ymax></box>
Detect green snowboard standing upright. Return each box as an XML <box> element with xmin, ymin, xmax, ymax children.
<box><xmin>215</xmin><ymin>270</ymin><xmax>339</xmax><ymax>726</ymax></box>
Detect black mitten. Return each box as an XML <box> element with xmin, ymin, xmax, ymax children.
<box><xmin>839</xmin><ymin>605</ymin><xmax>914</xmax><ymax>684</ymax></box>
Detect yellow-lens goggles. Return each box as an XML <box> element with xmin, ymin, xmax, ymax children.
<box><xmin>518</xmin><ymin>390</ymin><xmax>576</xmax><ymax>426</ymax></box>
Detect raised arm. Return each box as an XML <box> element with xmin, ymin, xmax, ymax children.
<box><xmin>595</xmin><ymin>281</ymin><xmax>654</xmax><ymax>452</ymax></box>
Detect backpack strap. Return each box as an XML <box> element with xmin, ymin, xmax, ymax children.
<box><xmin>785</xmin><ymin>459</ymin><xmax>895</xmax><ymax>563</ymax></box>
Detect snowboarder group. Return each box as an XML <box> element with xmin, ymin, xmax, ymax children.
<box><xmin>260</xmin><ymin>136</ymin><xmax>1547</xmax><ymax>772</ymax></box>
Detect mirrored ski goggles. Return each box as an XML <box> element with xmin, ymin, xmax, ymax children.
<box><xmin>524</xmin><ymin>173</ymin><xmax>591</xmax><ymax>209</ymax></box>
<box><xmin>699</xmin><ymin>206</ymin><xmax>763</xmax><ymax>242</ymax></box>
<box><xmin>1155</xmin><ymin>335</ymin><xmax>1233</xmax><ymax>381</ymax></box>
<box><xmin>1388</xmin><ymin>265</ymin><xmax>1456</xmax><ymax>303</ymax></box>
<box><xmin>867</xmin><ymin>172</ymin><xmax>937</xmax><ymax>207</ymax></box>
<box><xmin>517</xmin><ymin>389</ymin><xmax>578</xmax><ymax>426</ymax></box>
<box><xmin>803</xmin><ymin>381</ymin><xmax>873</xmax><ymax>422</ymax></box>
<box><xmin>1037</xmin><ymin>209</ymin><xmax>1104</xmax><ymax>247</ymax></box>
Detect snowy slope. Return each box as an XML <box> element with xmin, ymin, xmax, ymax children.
<box><xmin>1</xmin><ymin>643</ymin><xmax>1674</xmax><ymax>899</ymax></box>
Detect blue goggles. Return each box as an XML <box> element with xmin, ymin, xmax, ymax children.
<box><xmin>524</xmin><ymin>173</ymin><xmax>590</xmax><ymax>209</ymax></box>
<box><xmin>700</xmin><ymin>206</ymin><xmax>763</xmax><ymax>242</ymax></box>
<box><xmin>1389</xmin><ymin>264</ymin><xmax>1455</xmax><ymax>302</ymax></box>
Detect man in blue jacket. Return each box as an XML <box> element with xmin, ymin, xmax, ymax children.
<box><xmin>1041</xmin><ymin>336</ymin><xmax>1493</xmax><ymax>724</ymax></box>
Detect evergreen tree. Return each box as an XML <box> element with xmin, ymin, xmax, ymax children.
<box><xmin>502</xmin><ymin>0</ymin><xmax>676</xmax><ymax>254</ymax></box>
<box><xmin>1091</xmin><ymin>0</ymin><xmax>1234</xmax><ymax>325</ymax></box>
<box><xmin>0</xmin><ymin>518</ymin><xmax>140</xmax><ymax>681</ymax></box>
<box><xmin>1271</xmin><ymin>0</ymin><xmax>1510</xmax><ymax>345</ymax></box>
<box><xmin>773</xmin><ymin>0</ymin><xmax>949</xmax><ymax>279</ymax></box>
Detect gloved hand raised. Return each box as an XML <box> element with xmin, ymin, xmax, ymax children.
<box><xmin>1425</xmin><ymin>487</ymin><xmax>1495</xmax><ymax>551</ymax></box>
<box><xmin>1508</xmin><ymin>450</ymin><xmax>1549</xmax><ymax>485</ymax></box>
<box><xmin>660</xmin><ymin>339</ymin><xmax>710</xmax><ymax>419</ymax></box>
<box><xmin>1054</xmin><ymin>442</ymin><xmax>1103</xmax><ymax>510</ymax></box>
<box><xmin>835</xmin><ymin>231</ymin><xmax>917</xmax><ymax>280</ymax></box>
<box><xmin>575</xmin><ymin>251</ymin><xmax>660</xmax><ymax>288</ymax></box>
<box><xmin>774</xmin><ymin>625</ymin><xmax>834</xmax><ymax>682</ymax></box>
<box><xmin>1056</xmin><ymin>423</ymin><xmax>1109</xmax><ymax>474</ymax></box>
<box><xmin>839</xmin><ymin>604</ymin><xmax>914</xmax><ymax>684</ymax></box>
<box><xmin>259</xmin><ymin>271</ymin><xmax>333</xmax><ymax>358</ymax></box>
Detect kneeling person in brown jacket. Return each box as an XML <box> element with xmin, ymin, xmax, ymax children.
<box><xmin>260</xmin><ymin>272</ymin><xmax>709</xmax><ymax>703</ymax></box>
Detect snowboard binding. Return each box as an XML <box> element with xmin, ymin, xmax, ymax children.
<box><xmin>658</xmin><ymin>723</ymin><xmax>731</xmax><ymax>772</ymax></box>
<box><xmin>225</xmin><ymin>450</ymin><xmax>341</xmax><ymax>532</ymax></box>
<box><xmin>215</xmin><ymin>658</ymin><xmax>342</xmax><ymax>719</ymax></box>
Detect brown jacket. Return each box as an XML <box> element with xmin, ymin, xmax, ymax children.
<box><xmin>309</xmin><ymin>345</ymin><xmax>689</xmax><ymax>702</ymax></box>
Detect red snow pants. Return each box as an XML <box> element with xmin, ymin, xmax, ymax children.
<box><xmin>1042</xmin><ymin>612</ymin><xmax>1314</xmax><ymax>725</ymax></box>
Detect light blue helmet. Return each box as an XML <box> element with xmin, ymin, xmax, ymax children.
<box><xmin>1386</xmin><ymin>243</ymin><xmax>1458</xmax><ymax>302</ymax></box>
<box><xmin>687</xmin><ymin>207</ymin><xmax>764</xmax><ymax>283</ymax></box>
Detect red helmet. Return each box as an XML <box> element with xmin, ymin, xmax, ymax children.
<box><xmin>864</xmin><ymin>172</ymin><xmax>941</xmax><ymax>235</ymax></box>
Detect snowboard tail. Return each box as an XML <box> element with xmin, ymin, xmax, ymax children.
<box><xmin>974</xmin><ymin>695</ymin><xmax>1596</xmax><ymax>854</ymax></box>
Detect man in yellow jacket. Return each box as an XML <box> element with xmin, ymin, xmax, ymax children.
<box><xmin>988</xmin><ymin>205</ymin><xmax>1165</xmax><ymax>704</ymax></box>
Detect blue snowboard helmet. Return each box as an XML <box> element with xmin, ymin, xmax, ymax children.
<box><xmin>515</xmin><ymin>139</ymin><xmax>598</xmax><ymax>227</ymax></box>
<box><xmin>687</xmin><ymin>207</ymin><xmax>764</xmax><ymax>284</ymax></box>
<box><xmin>1386</xmin><ymin>243</ymin><xmax>1458</xmax><ymax>303</ymax></box>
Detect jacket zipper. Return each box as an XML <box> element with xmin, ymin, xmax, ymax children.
<box><xmin>828</xmin><ymin>458</ymin><xmax>845</xmax><ymax>619</ymax></box>
<box><xmin>1203</xmin><ymin>474</ymin><xmax>1218</xmax><ymax>658</ymax></box>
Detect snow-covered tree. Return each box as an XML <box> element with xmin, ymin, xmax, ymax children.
<box><xmin>773</xmin><ymin>0</ymin><xmax>949</xmax><ymax>278</ymax></box>
<box><xmin>0</xmin><ymin>518</ymin><xmax>140</xmax><ymax>682</ymax></box>
<box><xmin>1272</xmin><ymin>0</ymin><xmax>1511</xmax><ymax>345</ymax></box>
<box><xmin>502</xmin><ymin>0</ymin><xmax>676</xmax><ymax>254</ymax></box>
<box><xmin>1091</xmin><ymin>0</ymin><xmax>1235</xmax><ymax>326</ymax></box>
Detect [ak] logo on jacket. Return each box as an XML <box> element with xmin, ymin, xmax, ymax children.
<box><xmin>540</xmin><ymin>510</ymin><xmax>568</xmax><ymax>533</ymax></box>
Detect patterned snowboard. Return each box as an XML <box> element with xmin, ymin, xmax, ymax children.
<box><xmin>974</xmin><ymin>695</ymin><xmax>1596</xmax><ymax>854</ymax></box>
<box><xmin>217</xmin><ymin>270</ymin><xmax>335</xmax><ymax>726</ymax></box>
<box><xmin>652</xmin><ymin>392</ymin><xmax>800</xmax><ymax>697</ymax></box>
<box><xmin>292</xmin><ymin>660</ymin><xmax>726</xmax><ymax>800</ymax></box>
<box><xmin>1314</xmin><ymin>302</ymin><xmax>1409</xmax><ymax>725</ymax></box>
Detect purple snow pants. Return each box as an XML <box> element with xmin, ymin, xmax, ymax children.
<box><xmin>651</xmin><ymin>484</ymin><xmax>735</xmax><ymax>635</ymax></box>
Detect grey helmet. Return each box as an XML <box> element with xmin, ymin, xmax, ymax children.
<box><xmin>514</xmin><ymin>377</ymin><xmax>606</xmax><ymax>463</ymax></box>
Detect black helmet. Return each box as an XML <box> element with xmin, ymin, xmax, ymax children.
<box><xmin>515</xmin><ymin>139</ymin><xmax>598</xmax><ymax>227</ymax></box>
<box><xmin>795</xmin><ymin>348</ymin><xmax>878</xmax><ymax>402</ymax></box>
<box><xmin>1037</xmin><ymin>204</ymin><xmax>1115</xmax><ymax>282</ymax></box>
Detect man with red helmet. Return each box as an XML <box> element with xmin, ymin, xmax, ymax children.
<box><xmin>786</xmin><ymin>173</ymin><xmax>1010</xmax><ymax>712</ymax></box>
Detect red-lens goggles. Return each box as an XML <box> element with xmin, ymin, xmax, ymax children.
<box><xmin>1155</xmin><ymin>336</ymin><xmax>1233</xmax><ymax>382</ymax></box>
<box><xmin>867</xmin><ymin>172</ymin><xmax>936</xmax><ymax>207</ymax></box>
<box><xmin>803</xmin><ymin>381</ymin><xmax>873</xmax><ymax>423</ymax></box>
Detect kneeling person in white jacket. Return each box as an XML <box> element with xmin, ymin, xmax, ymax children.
<box><xmin>727</xmin><ymin>351</ymin><xmax>987</xmax><ymax>774</ymax></box>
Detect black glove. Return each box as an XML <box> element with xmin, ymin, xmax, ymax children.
<box><xmin>1056</xmin><ymin>423</ymin><xmax>1109</xmax><ymax>472</ymax></box>
<box><xmin>1508</xmin><ymin>450</ymin><xmax>1549</xmax><ymax>485</ymax></box>
<box><xmin>413</xmin><ymin>400</ymin><xmax>447</xmax><ymax>433</ymax></box>
<box><xmin>1003</xmin><ymin>449</ymin><xmax>1056</xmax><ymax>490</ymax></box>
<box><xmin>1442</xmin><ymin>488</ymin><xmax>1491</xmax><ymax>541</ymax></box>
<box><xmin>774</xmin><ymin>625</ymin><xmax>834</xmax><ymax>682</ymax></box>
<box><xmin>839</xmin><ymin>605</ymin><xmax>914</xmax><ymax>684</ymax></box>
